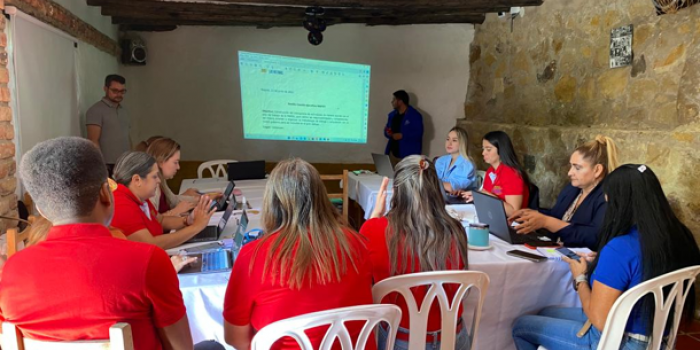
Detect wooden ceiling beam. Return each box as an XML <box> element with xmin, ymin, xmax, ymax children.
<box><xmin>102</xmin><ymin>0</ymin><xmax>542</xmax><ymax>9</ymax></box>
<box><xmin>112</xmin><ymin>12</ymin><xmax>486</xmax><ymax>27</ymax></box>
<box><xmin>95</xmin><ymin>1</ymin><xmax>507</xmax><ymax>16</ymax></box>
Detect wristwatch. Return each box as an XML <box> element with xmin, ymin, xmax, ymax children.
<box><xmin>573</xmin><ymin>274</ymin><xmax>588</xmax><ymax>291</ymax></box>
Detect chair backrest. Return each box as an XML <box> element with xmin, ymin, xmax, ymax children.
<box><xmin>197</xmin><ymin>159</ymin><xmax>238</xmax><ymax>178</ymax></box>
<box><xmin>251</xmin><ymin>304</ymin><xmax>402</xmax><ymax>350</ymax></box>
<box><xmin>2</xmin><ymin>322</ymin><xmax>134</xmax><ymax>350</ymax></box>
<box><xmin>372</xmin><ymin>271</ymin><xmax>490</xmax><ymax>350</ymax></box>
<box><xmin>596</xmin><ymin>265</ymin><xmax>700</xmax><ymax>350</ymax></box>
<box><xmin>320</xmin><ymin>170</ymin><xmax>349</xmax><ymax>223</ymax></box>
<box><xmin>475</xmin><ymin>170</ymin><xmax>486</xmax><ymax>190</ymax></box>
<box><xmin>6</xmin><ymin>215</ymin><xmax>36</xmax><ymax>258</ymax></box>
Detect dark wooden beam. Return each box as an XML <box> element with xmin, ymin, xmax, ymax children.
<box><xmin>92</xmin><ymin>0</ymin><xmax>543</xmax><ymax>9</ymax></box>
<box><xmin>7</xmin><ymin>0</ymin><xmax>119</xmax><ymax>56</ymax></box>
<box><xmin>101</xmin><ymin>1</ymin><xmax>489</xmax><ymax>27</ymax></box>
<box><xmin>112</xmin><ymin>13</ymin><xmax>485</xmax><ymax>27</ymax></box>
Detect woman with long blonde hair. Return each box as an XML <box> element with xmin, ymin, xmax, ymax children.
<box><xmin>361</xmin><ymin>155</ymin><xmax>470</xmax><ymax>350</ymax></box>
<box><xmin>223</xmin><ymin>158</ymin><xmax>374</xmax><ymax>350</ymax></box>
<box><xmin>509</xmin><ymin>135</ymin><xmax>619</xmax><ymax>250</ymax></box>
<box><xmin>435</xmin><ymin>126</ymin><xmax>477</xmax><ymax>193</ymax></box>
<box><xmin>144</xmin><ymin>137</ymin><xmax>204</xmax><ymax>216</ymax></box>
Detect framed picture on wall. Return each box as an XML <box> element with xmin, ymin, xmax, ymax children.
<box><xmin>610</xmin><ymin>25</ymin><xmax>633</xmax><ymax>69</ymax></box>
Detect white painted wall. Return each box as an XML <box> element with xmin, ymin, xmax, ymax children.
<box><xmin>121</xmin><ymin>24</ymin><xmax>474</xmax><ymax>163</ymax></box>
<box><xmin>52</xmin><ymin>0</ymin><xmax>119</xmax><ymax>135</ymax></box>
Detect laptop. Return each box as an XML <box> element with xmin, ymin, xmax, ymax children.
<box><xmin>472</xmin><ymin>191</ymin><xmax>547</xmax><ymax>245</ymax></box>
<box><xmin>228</xmin><ymin>161</ymin><xmax>266</xmax><ymax>181</ymax></box>
<box><xmin>187</xmin><ymin>198</ymin><xmax>235</xmax><ymax>244</ymax></box>
<box><xmin>372</xmin><ymin>153</ymin><xmax>395</xmax><ymax>179</ymax></box>
<box><xmin>211</xmin><ymin>181</ymin><xmax>236</xmax><ymax>212</ymax></box>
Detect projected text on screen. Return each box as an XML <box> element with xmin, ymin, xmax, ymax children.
<box><xmin>239</xmin><ymin>51</ymin><xmax>370</xmax><ymax>143</ymax></box>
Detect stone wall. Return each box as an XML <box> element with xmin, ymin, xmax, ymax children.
<box><xmin>0</xmin><ymin>0</ymin><xmax>18</xmax><ymax>233</ymax></box>
<box><xmin>461</xmin><ymin>0</ymin><xmax>700</xmax><ymax>240</ymax></box>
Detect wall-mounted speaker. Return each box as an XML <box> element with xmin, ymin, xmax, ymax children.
<box><xmin>120</xmin><ymin>38</ymin><xmax>147</xmax><ymax>65</ymax></box>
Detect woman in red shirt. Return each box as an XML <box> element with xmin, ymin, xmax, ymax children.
<box><xmin>111</xmin><ymin>151</ymin><xmax>215</xmax><ymax>250</ymax></box>
<box><xmin>360</xmin><ymin>155</ymin><xmax>470</xmax><ymax>350</ymax></box>
<box><xmin>223</xmin><ymin>158</ymin><xmax>374</xmax><ymax>350</ymax></box>
<box><xmin>462</xmin><ymin>131</ymin><xmax>530</xmax><ymax>216</ymax></box>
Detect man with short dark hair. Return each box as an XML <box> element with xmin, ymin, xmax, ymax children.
<box><xmin>0</xmin><ymin>137</ymin><xmax>194</xmax><ymax>350</ymax></box>
<box><xmin>86</xmin><ymin>74</ymin><xmax>130</xmax><ymax>175</ymax></box>
<box><xmin>384</xmin><ymin>90</ymin><xmax>424</xmax><ymax>162</ymax></box>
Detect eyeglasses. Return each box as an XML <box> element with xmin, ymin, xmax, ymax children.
<box><xmin>109</xmin><ymin>88</ymin><xmax>127</xmax><ymax>94</ymax></box>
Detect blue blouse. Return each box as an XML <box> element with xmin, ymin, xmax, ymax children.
<box><xmin>434</xmin><ymin>154</ymin><xmax>477</xmax><ymax>191</ymax></box>
<box><xmin>540</xmin><ymin>183</ymin><xmax>606</xmax><ymax>250</ymax></box>
<box><xmin>592</xmin><ymin>227</ymin><xmax>645</xmax><ymax>334</ymax></box>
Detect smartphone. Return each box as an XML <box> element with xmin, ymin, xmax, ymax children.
<box><xmin>507</xmin><ymin>250</ymin><xmax>547</xmax><ymax>263</ymax></box>
<box><xmin>555</xmin><ymin>247</ymin><xmax>581</xmax><ymax>261</ymax></box>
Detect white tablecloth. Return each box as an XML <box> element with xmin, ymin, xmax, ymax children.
<box><xmin>347</xmin><ymin>173</ymin><xmax>393</xmax><ymax>219</ymax></box>
<box><xmin>177</xmin><ymin>178</ymin><xmax>580</xmax><ymax>350</ymax></box>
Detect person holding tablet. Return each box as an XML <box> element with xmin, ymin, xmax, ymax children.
<box><xmin>512</xmin><ymin>164</ymin><xmax>700</xmax><ymax>350</ymax></box>
<box><xmin>223</xmin><ymin>159</ymin><xmax>374</xmax><ymax>350</ymax></box>
<box><xmin>461</xmin><ymin>131</ymin><xmax>530</xmax><ymax>216</ymax></box>
<box><xmin>144</xmin><ymin>137</ymin><xmax>199</xmax><ymax>216</ymax></box>
<box><xmin>508</xmin><ymin>136</ymin><xmax>619</xmax><ymax>250</ymax></box>
<box><xmin>435</xmin><ymin>126</ymin><xmax>477</xmax><ymax>193</ymax></box>
<box><xmin>111</xmin><ymin>151</ymin><xmax>216</xmax><ymax>250</ymax></box>
<box><xmin>361</xmin><ymin>156</ymin><xmax>470</xmax><ymax>350</ymax></box>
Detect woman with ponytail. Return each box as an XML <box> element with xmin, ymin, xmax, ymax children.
<box><xmin>508</xmin><ymin>135</ymin><xmax>619</xmax><ymax>250</ymax></box>
<box><xmin>360</xmin><ymin>155</ymin><xmax>470</xmax><ymax>350</ymax></box>
<box><xmin>512</xmin><ymin>164</ymin><xmax>700</xmax><ymax>350</ymax></box>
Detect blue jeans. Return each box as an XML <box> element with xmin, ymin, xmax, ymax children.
<box><xmin>377</xmin><ymin>323</ymin><xmax>470</xmax><ymax>350</ymax></box>
<box><xmin>512</xmin><ymin>307</ymin><xmax>648</xmax><ymax>350</ymax></box>
<box><xmin>194</xmin><ymin>340</ymin><xmax>225</xmax><ymax>350</ymax></box>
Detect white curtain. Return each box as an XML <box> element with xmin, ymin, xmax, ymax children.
<box><xmin>7</xmin><ymin>7</ymin><xmax>79</xmax><ymax>163</ymax></box>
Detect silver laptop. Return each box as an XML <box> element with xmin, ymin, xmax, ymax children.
<box><xmin>372</xmin><ymin>153</ymin><xmax>395</xmax><ymax>179</ymax></box>
<box><xmin>472</xmin><ymin>191</ymin><xmax>544</xmax><ymax>245</ymax></box>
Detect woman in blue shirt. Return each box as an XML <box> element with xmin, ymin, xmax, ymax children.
<box><xmin>512</xmin><ymin>164</ymin><xmax>700</xmax><ymax>350</ymax></box>
<box><xmin>508</xmin><ymin>136</ymin><xmax>619</xmax><ymax>250</ymax></box>
<box><xmin>434</xmin><ymin>126</ymin><xmax>477</xmax><ymax>193</ymax></box>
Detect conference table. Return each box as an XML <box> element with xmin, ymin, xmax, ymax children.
<box><xmin>174</xmin><ymin>176</ymin><xmax>580</xmax><ymax>350</ymax></box>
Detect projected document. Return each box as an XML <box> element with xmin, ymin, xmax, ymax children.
<box><xmin>239</xmin><ymin>51</ymin><xmax>370</xmax><ymax>143</ymax></box>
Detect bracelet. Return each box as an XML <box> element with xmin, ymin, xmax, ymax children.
<box><xmin>573</xmin><ymin>274</ymin><xmax>588</xmax><ymax>291</ymax></box>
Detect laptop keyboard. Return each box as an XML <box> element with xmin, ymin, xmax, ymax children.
<box><xmin>201</xmin><ymin>249</ymin><xmax>231</xmax><ymax>272</ymax></box>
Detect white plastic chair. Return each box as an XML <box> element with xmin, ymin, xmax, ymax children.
<box><xmin>197</xmin><ymin>159</ymin><xmax>237</xmax><ymax>178</ymax></box>
<box><xmin>372</xmin><ymin>271</ymin><xmax>490</xmax><ymax>350</ymax></box>
<box><xmin>538</xmin><ymin>265</ymin><xmax>700</xmax><ymax>350</ymax></box>
<box><xmin>476</xmin><ymin>170</ymin><xmax>486</xmax><ymax>190</ymax></box>
<box><xmin>251</xmin><ymin>304</ymin><xmax>402</xmax><ymax>350</ymax></box>
<box><xmin>2</xmin><ymin>322</ymin><xmax>134</xmax><ymax>350</ymax></box>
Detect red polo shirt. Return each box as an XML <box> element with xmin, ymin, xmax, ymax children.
<box><xmin>0</xmin><ymin>224</ymin><xmax>185</xmax><ymax>350</ymax></box>
<box><xmin>223</xmin><ymin>229</ymin><xmax>375</xmax><ymax>350</ymax></box>
<box><xmin>112</xmin><ymin>184</ymin><xmax>164</xmax><ymax>237</ymax></box>
<box><xmin>483</xmin><ymin>163</ymin><xmax>529</xmax><ymax>209</ymax></box>
<box><xmin>359</xmin><ymin>217</ymin><xmax>465</xmax><ymax>332</ymax></box>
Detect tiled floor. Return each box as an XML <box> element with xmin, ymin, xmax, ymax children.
<box><xmin>676</xmin><ymin>320</ymin><xmax>700</xmax><ymax>350</ymax></box>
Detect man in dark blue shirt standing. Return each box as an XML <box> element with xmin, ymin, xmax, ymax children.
<box><xmin>384</xmin><ymin>90</ymin><xmax>424</xmax><ymax>162</ymax></box>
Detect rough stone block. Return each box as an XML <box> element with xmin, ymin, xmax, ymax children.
<box><xmin>0</xmin><ymin>159</ymin><xmax>15</xmax><ymax>178</ymax></box>
<box><xmin>554</xmin><ymin>75</ymin><xmax>577</xmax><ymax>102</ymax></box>
<box><xmin>0</xmin><ymin>106</ymin><xmax>10</xmax><ymax>122</ymax></box>
<box><xmin>0</xmin><ymin>177</ymin><xmax>15</xmax><ymax>195</ymax></box>
<box><xmin>0</xmin><ymin>122</ymin><xmax>13</xmax><ymax>140</ymax></box>
<box><xmin>0</xmin><ymin>142</ymin><xmax>14</xmax><ymax>159</ymax></box>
